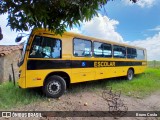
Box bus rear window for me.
[136,49,145,60]
[127,48,145,60]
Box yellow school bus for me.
[16,28,147,98]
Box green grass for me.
[69,68,160,98]
[0,68,160,109]
[148,61,160,68]
[107,68,160,98]
[0,83,45,110]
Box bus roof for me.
[32,28,146,50]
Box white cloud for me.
[0,14,30,45]
[80,14,123,43]
[148,25,160,31]
[123,0,133,6]
[123,0,156,8]
[137,0,155,8]
[129,32,160,60]
[69,14,160,60]
[0,14,19,45]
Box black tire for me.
[43,75,66,98]
[127,69,134,80]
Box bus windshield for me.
[29,36,61,58]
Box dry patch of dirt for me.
[4,90,160,120]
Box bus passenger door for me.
[71,38,95,83]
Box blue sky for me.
[0,0,160,60]
[105,0,160,41]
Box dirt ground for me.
[3,88,160,120]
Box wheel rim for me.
[47,81,61,95]
[128,70,133,80]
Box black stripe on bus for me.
[27,60,144,70]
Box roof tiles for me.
[0,45,23,57]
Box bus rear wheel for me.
[127,69,134,80]
[43,75,66,98]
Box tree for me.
[0,0,137,34]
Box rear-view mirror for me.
[15,36,23,42]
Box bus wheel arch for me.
[127,68,134,80]
[44,71,71,88]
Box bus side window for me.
[93,42,112,58]
[74,52,78,56]
[127,47,137,59]
[113,45,126,58]
[73,38,92,57]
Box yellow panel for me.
[26,69,71,88]
[71,68,95,83]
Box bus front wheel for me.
[127,69,134,80]
[43,75,66,98]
